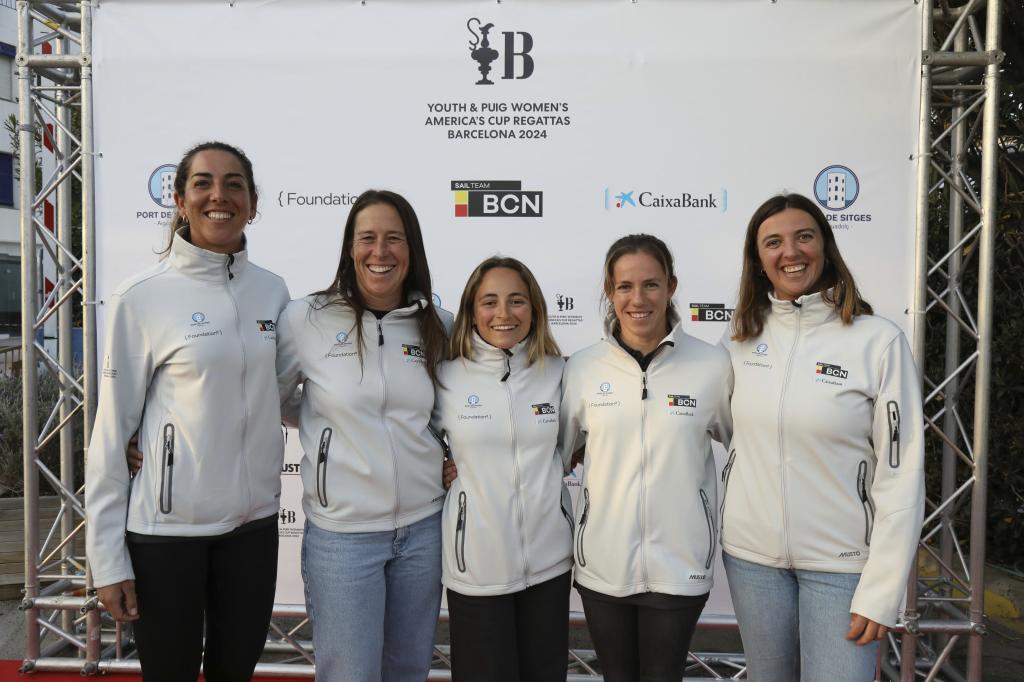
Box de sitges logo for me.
[813,165,871,228]
[148,164,177,208]
[467,18,535,85]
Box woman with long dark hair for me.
[721,193,925,680]
[275,189,451,681]
[87,141,289,681]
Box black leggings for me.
[580,590,709,682]
[126,518,278,682]
[447,570,571,682]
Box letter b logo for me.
[502,32,534,79]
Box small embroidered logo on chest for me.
[815,361,849,385]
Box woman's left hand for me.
[846,613,888,645]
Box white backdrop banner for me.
[93,0,922,615]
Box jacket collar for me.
[469,330,529,380]
[768,289,837,327]
[169,228,248,283]
[605,322,679,360]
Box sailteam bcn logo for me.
[452,180,543,217]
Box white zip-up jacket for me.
[85,234,290,588]
[276,294,453,531]
[721,291,925,627]
[559,324,732,597]
[433,334,573,596]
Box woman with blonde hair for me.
[433,256,573,682]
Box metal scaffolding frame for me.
[14,0,1003,678]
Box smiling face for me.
[756,208,826,301]
[173,149,255,254]
[609,251,677,354]
[351,202,410,310]
[472,267,533,349]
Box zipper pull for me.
[164,429,174,466]
[501,349,511,382]
[226,253,235,280]
[641,371,648,400]
[377,319,384,346]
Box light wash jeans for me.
[723,553,880,682]
[301,512,443,682]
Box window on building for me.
[0,42,14,101]
[0,153,13,207]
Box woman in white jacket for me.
[86,142,290,681]
[275,190,451,682]
[721,193,925,681]
[559,234,732,682]
[432,256,572,682]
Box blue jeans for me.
[301,512,443,682]
[723,553,879,682]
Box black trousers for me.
[126,518,278,682]
[580,590,709,682]
[447,570,571,682]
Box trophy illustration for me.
[467,18,499,85]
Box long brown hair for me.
[732,193,872,342]
[312,189,446,384]
[160,141,257,255]
[450,256,561,364]
[601,234,680,334]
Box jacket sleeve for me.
[709,348,734,447]
[84,293,154,588]
[557,358,586,474]
[850,332,925,627]
[275,302,303,423]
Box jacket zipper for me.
[638,369,652,589]
[377,316,402,527]
[224,273,252,516]
[719,448,737,537]
[159,423,175,514]
[776,306,803,564]
[455,491,467,572]
[857,460,875,546]
[502,351,531,586]
[699,488,716,571]
[315,427,332,507]
[575,487,590,567]
[887,400,901,468]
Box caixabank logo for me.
[813,165,872,229]
[452,180,543,217]
[466,18,534,85]
[604,188,727,212]
[690,303,734,322]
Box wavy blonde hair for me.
[450,256,561,364]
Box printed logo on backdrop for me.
[689,303,734,322]
[550,293,583,327]
[604,188,728,212]
[422,20,571,142]
[813,165,872,229]
[467,18,534,85]
[277,190,359,209]
[452,180,543,217]
[278,507,302,538]
[137,163,178,224]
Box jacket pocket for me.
[699,488,716,571]
[718,448,737,537]
[315,427,332,508]
[159,424,175,514]
[887,400,901,468]
[455,491,467,573]
[575,488,590,568]
[857,460,875,546]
